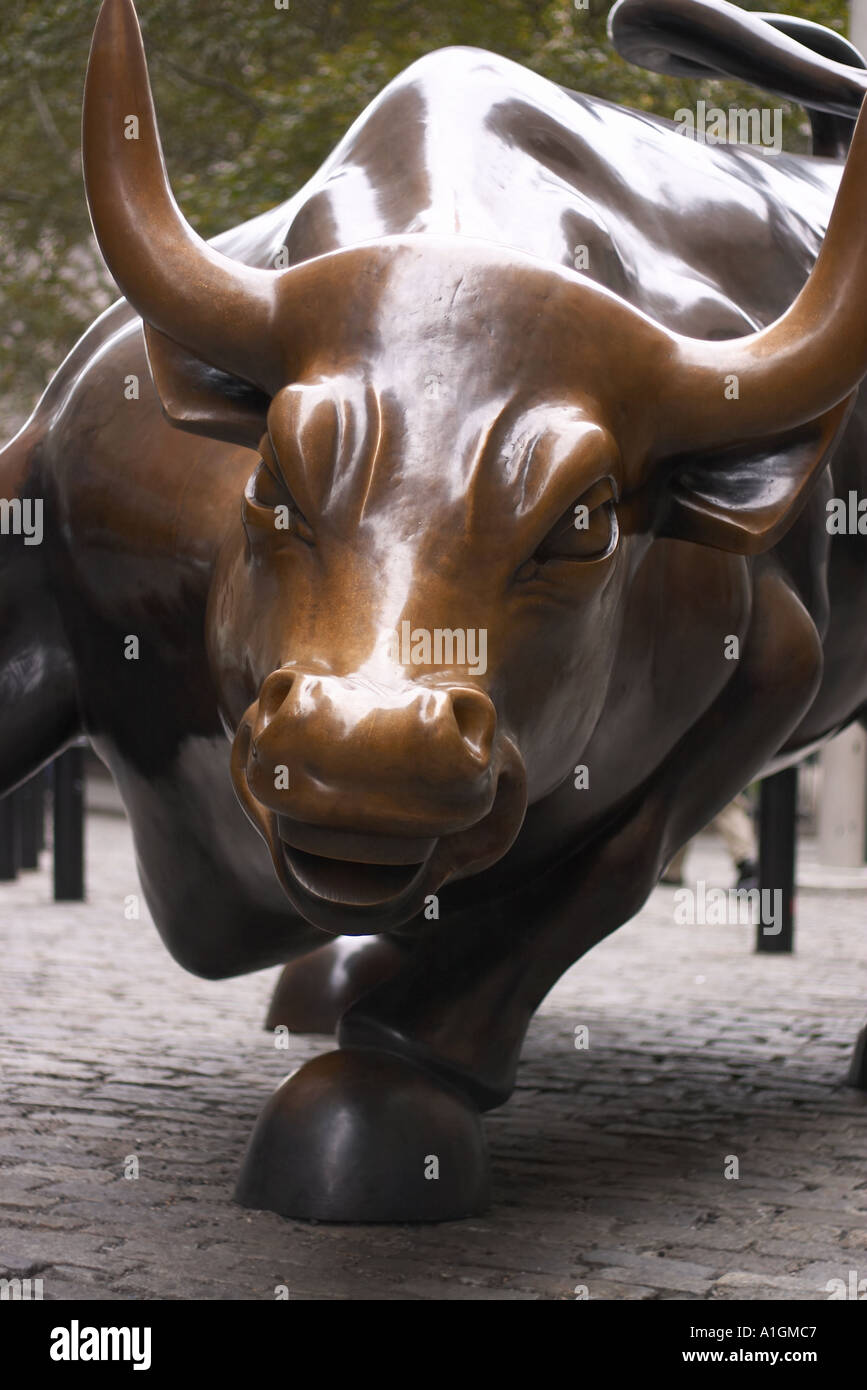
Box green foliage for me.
[0,0,852,423]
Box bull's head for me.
[83,0,867,932]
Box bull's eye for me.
[243,455,314,545]
[249,460,285,509]
[523,477,619,575]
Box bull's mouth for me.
[277,818,435,908]
[230,724,527,933]
[279,844,429,908]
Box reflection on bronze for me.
[1,0,866,1221]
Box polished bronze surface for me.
[2,0,867,1220]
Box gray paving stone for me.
[0,814,865,1300]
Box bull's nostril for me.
[450,690,496,763]
[258,667,298,725]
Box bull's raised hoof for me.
[234,1049,489,1222]
[846,1023,867,1090]
[264,937,408,1035]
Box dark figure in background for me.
[661,793,758,889]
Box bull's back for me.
[276,48,841,333]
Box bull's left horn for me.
[82,0,281,392]
[654,95,867,456]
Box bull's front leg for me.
[264,934,411,1035]
[235,568,822,1221]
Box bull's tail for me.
[608,0,867,157]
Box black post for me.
[0,789,20,881]
[18,775,40,870]
[53,747,85,901]
[35,767,46,853]
[757,767,797,953]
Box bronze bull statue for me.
[1,0,866,1220]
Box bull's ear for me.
[658,397,852,555]
[144,325,270,449]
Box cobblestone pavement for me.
[1,811,865,1301]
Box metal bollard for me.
[18,775,41,870]
[756,767,797,954]
[0,788,21,881]
[53,747,85,901]
[35,766,46,854]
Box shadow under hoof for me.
[235,1048,490,1222]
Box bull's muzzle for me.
[230,666,527,932]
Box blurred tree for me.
[0,0,851,425]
